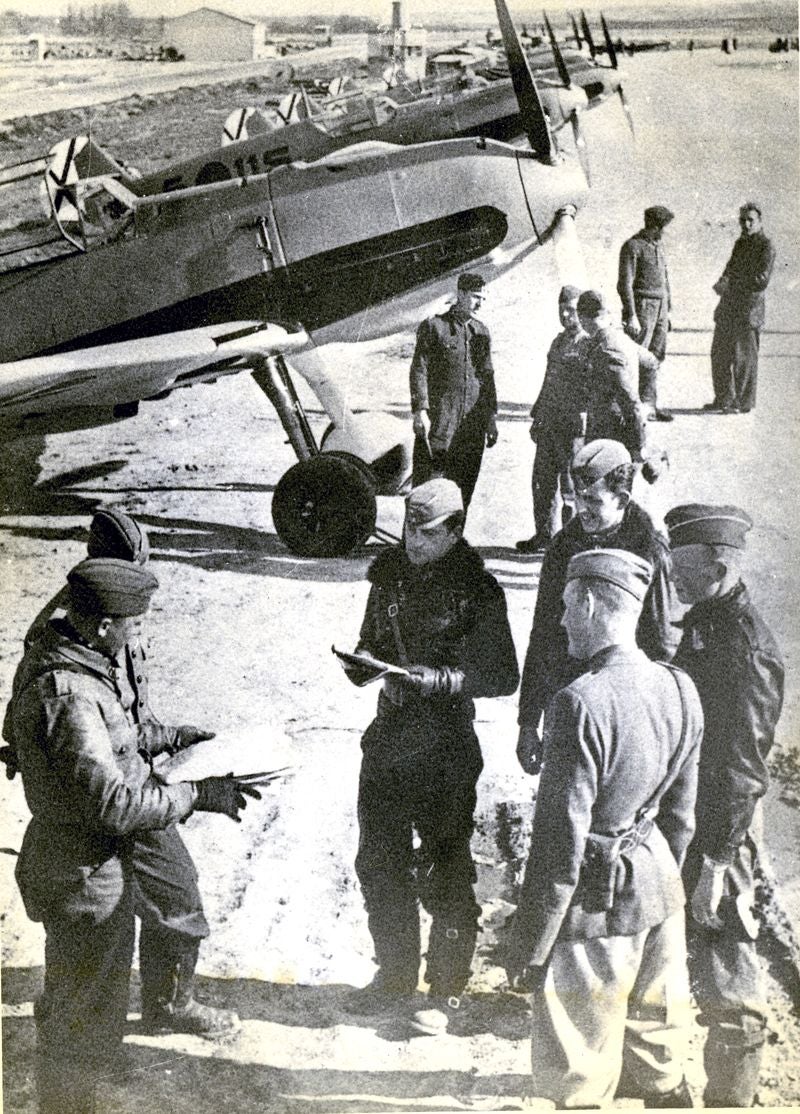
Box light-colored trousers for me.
[530,910,691,1108]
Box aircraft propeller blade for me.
[569,108,591,185]
[494,0,556,162]
[600,13,619,68]
[570,11,582,48]
[580,10,597,59]
[543,11,572,87]
[618,85,636,137]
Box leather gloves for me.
[691,854,727,930]
[167,726,215,756]
[0,745,18,780]
[194,774,261,822]
[406,665,465,697]
[516,723,543,775]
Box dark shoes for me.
[142,996,241,1038]
[344,977,416,1016]
[648,409,674,422]
[516,534,550,554]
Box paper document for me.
[332,645,409,686]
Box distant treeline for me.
[268,15,377,34]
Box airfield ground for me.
[1,48,799,1113]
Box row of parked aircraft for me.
[0,5,633,557]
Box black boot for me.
[139,932,240,1038]
[37,1054,97,1114]
[703,1032,764,1107]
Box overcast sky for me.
[6,0,775,23]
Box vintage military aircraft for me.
[0,0,591,558]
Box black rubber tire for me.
[272,453,377,557]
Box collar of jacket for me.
[367,538,485,588]
[586,643,642,671]
[443,306,477,333]
[39,618,120,683]
[675,579,748,632]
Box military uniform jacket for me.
[357,541,519,767]
[529,328,590,435]
[518,501,677,728]
[510,646,702,967]
[409,308,498,454]
[617,229,671,321]
[715,230,775,329]
[6,620,197,924]
[584,326,647,454]
[673,582,784,866]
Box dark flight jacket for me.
[715,230,776,329]
[673,582,784,866]
[518,501,677,729]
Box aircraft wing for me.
[0,321,310,427]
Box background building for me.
[163,7,268,62]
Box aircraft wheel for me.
[272,453,377,557]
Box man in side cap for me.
[506,548,702,1108]
[617,205,675,422]
[3,506,237,1042]
[4,558,261,1113]
[517,284,590,554]
[577,289,658,457]
[666,503,784,1106]
[340,478,519,1035]
[517,438,678,775]
[410,272,499,512]
[707,202,775,413]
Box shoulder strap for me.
[635,663,689,822]
[384,585,410,668]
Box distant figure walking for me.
[706,202,775,413]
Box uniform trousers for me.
[710,313,760,410]
[529,910,691,1109]
[413,407,487,510]
[355,713,482,997]
[132,822,209,940]
[531,424,577,542]
[633,295,668,407]
[37,881,136,1114]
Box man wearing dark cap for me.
[617,206,675,422]
[5,558,260,1113]
[340,478,519,1035]
[666,503,784,1107]
[3,507,238,1042]
[707,203,775,413]
[517,285,589,554]
[576,289,656,458]
[517,439,677,774]
[410,272,499,511]
[506,548,702,1108]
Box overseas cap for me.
[406,478,463,530]
[644,205,674,228]
[664,503,752,549]
[457,271,486,292]
[67,558,158,618]
[566,548,653,602]
[577,289,607,317]
[559,284,582,304]
[572,439,631,484]
[87,507,149,564]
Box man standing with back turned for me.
[666,503,784,1106]
[617,205,675,422]
[506,549,702,1109]
[410,272,499,511]
[707,203,775,413]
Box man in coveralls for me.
[516,439,677,776]
[707,203,776,413]
[410,272,499,511]
[506,549,702,1108]
[5,558,260,1112]
[343,478,519,1035]
[666,503,784,1106]
[2,507,237,1039]
[617,205,675,422]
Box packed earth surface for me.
[1,44,799,1113]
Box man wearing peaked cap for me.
[617,205,675,421]
[517,438,678,776]
[517,285,590,554]
[340,479,519,1036]
[6,508,241,1046]
[410,272,499,514]
[507,545,702,1107]
[667,504,784,1107]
